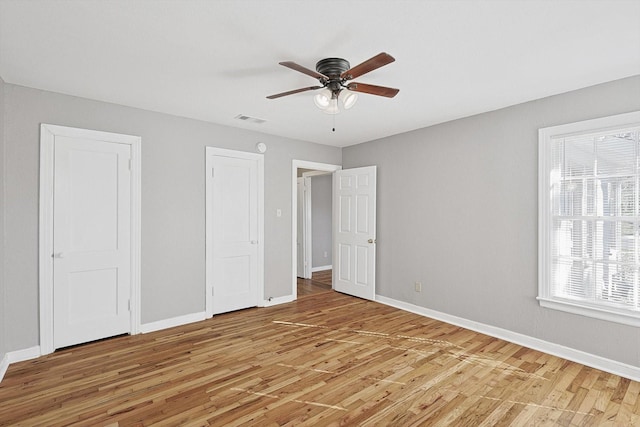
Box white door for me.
[207,150,262,315]
[297,177,306,277]
[333,166,377,300]
[53,136,132,348]
[297,176,313,279]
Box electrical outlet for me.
[276,209,282,217]
[324,251,328,258]
[414,282,422,292]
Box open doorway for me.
[297,171,333,296]
[291,160,341,299]
[297,170,333,278]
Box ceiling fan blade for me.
[266,86,323,99]
[279,61,327,80]
[347,82,399,98]
[341,52,395,80]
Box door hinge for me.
[211,168,215,178]
[127,299,131,311]
[128,158,132,171]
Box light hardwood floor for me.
[1,281,638,426]
[297,270,332,297]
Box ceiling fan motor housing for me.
[316,58,350,94]
[315,58,350,77]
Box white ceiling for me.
[1,0,639,147]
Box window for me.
[538,112,640,326]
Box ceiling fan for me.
[267,52,399,114]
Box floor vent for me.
[235,114,267,124]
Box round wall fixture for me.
[256,142,267,153]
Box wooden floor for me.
[1,277,639,426]
[297,270,332,297]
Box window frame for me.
[538,111,640,327]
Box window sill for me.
[537,297,640,327]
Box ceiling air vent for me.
[235,114,266,125]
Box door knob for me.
[52,252,65,259]
[250,240,258,245]
[368,239,376,244]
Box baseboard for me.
[0,346,42,383]
[0,353,8,382]
[311,265,332,273]
[140,311,207,334]
[375,295,640,382]
[263,295,295,307]
[7,346,42,363]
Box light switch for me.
[276,209,282,217]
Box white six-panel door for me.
[52,136,132,348]
[206,148,264,316]
[333,166,377,300]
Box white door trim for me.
[39,124,141,355]
[291,160,341,299]
[205,147,264,317]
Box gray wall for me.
[311,174,332,268]
[343,75,640,368]
[0,76,6,362]
[3,75,638,370]
[2,84,341,352]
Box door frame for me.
[291,160,341,299]
[205,147,264,317]
[39,124,142,355]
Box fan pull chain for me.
[332,114,336,132]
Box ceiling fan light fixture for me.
[313,88,332,110]
[340,89,358,110]
[323,97,340,115]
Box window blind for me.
[549,128,640,312]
